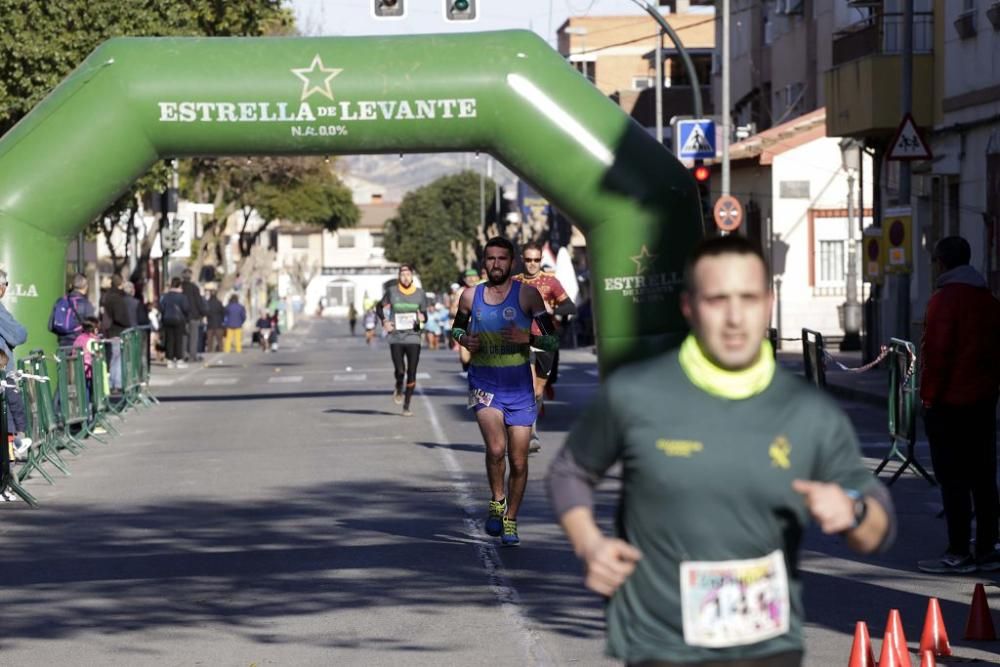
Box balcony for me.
[825,11,935,138]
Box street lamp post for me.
[840,138,862,352]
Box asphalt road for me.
[0,317,996,666]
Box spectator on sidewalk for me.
[204,289,226,353]
[159,277,191,369]
[255,312,274,352]
[100,274,131,393]
[180,269,206,362]
[48,273,96,348]
[0,270,30,459]
[223,294,246,353]
[121,281,141,328]
[917,235,1000,573]
[72,317,101,421]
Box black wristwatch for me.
[844,489,867,529]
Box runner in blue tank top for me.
[452,237,559,546]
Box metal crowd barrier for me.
[16,351,75,483]
[801,328,827,389]
[873,338,936,487]
[1,375,38,507]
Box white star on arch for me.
[291,55,342,102]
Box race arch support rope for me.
[0,31,704,375]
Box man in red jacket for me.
[917,236,1000,573]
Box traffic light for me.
[691,161,712,222]
[444,0,477,21]
[372,0,404,18]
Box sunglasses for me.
[523,258,542,263]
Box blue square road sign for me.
[676,119,717,160]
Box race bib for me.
[394,312,418,330]
[679,550,790,648]
[468,387,495,408]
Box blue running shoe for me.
[501,517,519,546]
[485,498,506,536]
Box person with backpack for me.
[159,277,191,369]
[48,273,96,348]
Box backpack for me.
[49,295,83,337]
[161,296,185,325]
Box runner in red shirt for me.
[513,242,577,453]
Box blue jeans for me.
[109,340,122,390]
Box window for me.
[291,235,309,249]
[668,55,712,88]
[819,240,846,284]
[337,233,355,248]
[817,240,863,287]
[370,232,384,248]
[573,61,595,83]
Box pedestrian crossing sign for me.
[887,113,932,161]
[676,119,717,160]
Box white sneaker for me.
[0,489,20,502]
[176,361,189,369]
[167,360,176,369]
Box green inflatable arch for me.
[0,30,702,375]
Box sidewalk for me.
[777,347,890,407]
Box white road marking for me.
[204,378,238,386]
[333,373,368,382]
[267,375,303,384]
[149,377,175,387]
[419,389,554,666]
[416,372,431,380]
[585,369,599,377]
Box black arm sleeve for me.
[553,299,577,316]
[375,300,387,322]
[533,312,556,336]
[452,309,470,332]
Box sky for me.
[289,0,660,45]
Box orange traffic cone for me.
[919,597,952,656]
[879,629,902,667]
[847,621,876,667]
[964,583,997,640]
[883,609,913,667]
[919,649,936,667]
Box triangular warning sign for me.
[682,125,713,154]
[887,113,932,161]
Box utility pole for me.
[897,0,913,339]
[721,0,731,196]
[655,30,664,144]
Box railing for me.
[832,12,934,66]
[3,328,158,506]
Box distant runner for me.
[377,264,428,417]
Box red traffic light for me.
[693,165,710,182]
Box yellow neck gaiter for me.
[397,282,417,296]
[678,334,775,400]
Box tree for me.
[0,0,293,283]
[183,156,358,295]
[384,170,496,292]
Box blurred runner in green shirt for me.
[547,235,895,667]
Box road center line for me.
[419,388,553,666]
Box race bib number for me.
[468,387,495,408]
[394,312,418,330]
[679,550,790,648]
